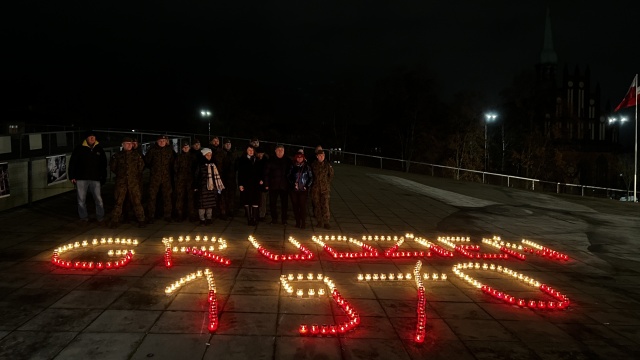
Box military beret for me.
[182,141,190,147]
[223,138,231,144]
[157,135,169,140]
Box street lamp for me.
[201,110,212,138]
[609,116,628,143]
[484,113,497,172]
[610,115,635,201]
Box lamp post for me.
[484,113,497,173]
[609,115,632,200]
[201,110,212,139]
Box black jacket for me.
[69,140,107,183]
[264,155,292,191]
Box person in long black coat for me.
[194,148,224,226]
[264,144,292,225]
[236,145,262,225]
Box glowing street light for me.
[608,116,628,124]
[201,110,212,138]
[484,113,497,173]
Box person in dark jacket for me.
[237,145,262,225]
[144,135,175,223]
[287,149,313,229]
[194,148,224,226]
[68,131,108,225]
[264,144,292,225]
[174,141,197,222]
[220,138,237,219]
[255,146,268,221]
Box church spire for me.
[540,7,558,64]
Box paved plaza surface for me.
[1,164,639,360]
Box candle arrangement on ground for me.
[51,237,137,270]
[312,235,380,259]
[162,235,230,268]
[285,274,361,336]
[164,269,219,332]
[248,235,315,261]
[452,262,570,310]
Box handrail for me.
[1,129,631,202]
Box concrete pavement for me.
[0,164,639,359]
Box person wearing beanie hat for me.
[108,136,146,228]
[310,145,334,229]
[287,148,313,229]
[69,130,108,226]
[194,147,225,226]
[145,133,175,223]
[173,140,197,222]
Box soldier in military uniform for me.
[109,137,146,228]
[310,147,334,229]
[122,136,145,223]
[145,134,175,223]
[174,140,197,222]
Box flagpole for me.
[635,73,638,202]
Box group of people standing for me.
[69,131,334,230]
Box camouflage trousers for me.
[311,190,331,224]
[112,184,145,222]
[148,177,172,218]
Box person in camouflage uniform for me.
[109,137,146,228]
[145,134,175,223]
[122,136,145,223]
[310,147,334,229]
[174,140,197,222]
[220,138,237,219]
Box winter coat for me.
[237,154,262,205]
[174,151,196,182]
[69,140,107,183]
[264,155,292,191]
[194,158,221,209]
[110,150,144,189]
[221,149,237,187]
[144,144,174,177]
[287,161,313,192]
[311,160,334,194]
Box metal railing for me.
[0,129,631,212]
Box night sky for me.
[4,1,638,130]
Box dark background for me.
[3,1,638,149]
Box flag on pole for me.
[614,75,640,112]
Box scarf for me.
[206,163,225,191]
